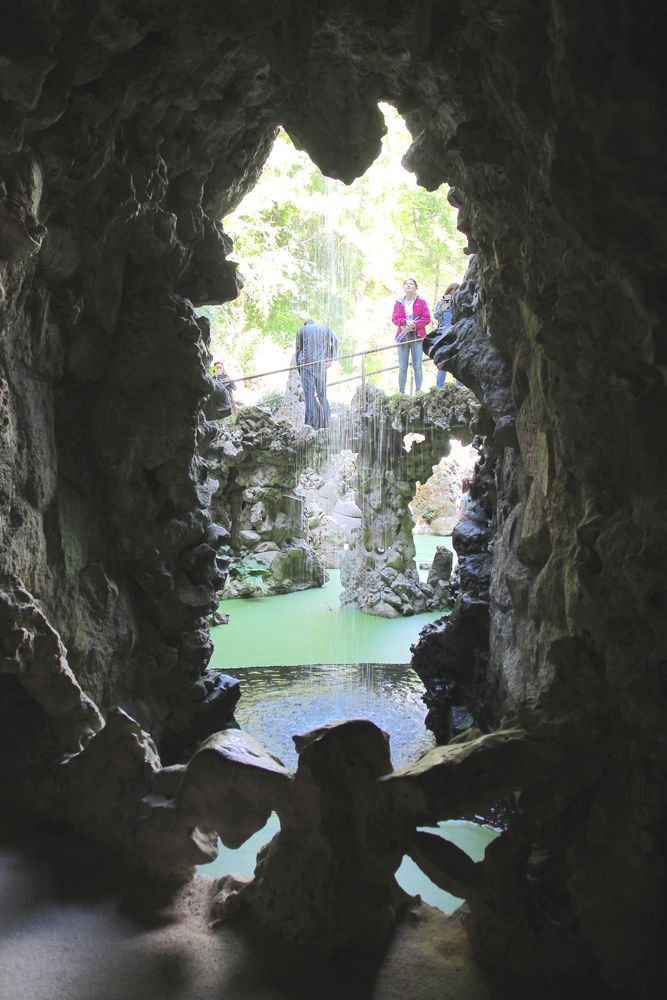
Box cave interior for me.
[0,1,665,997]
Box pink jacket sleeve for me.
[413,297,431,335]
[392,300,405,327]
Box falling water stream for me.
[202,535,499,913]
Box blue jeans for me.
[300,363,330,428]
[397,339,423,393]
[436,367,446,388]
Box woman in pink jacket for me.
[391,278,431,393]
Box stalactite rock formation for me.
[1,1,665,994]
[340,383,478,616]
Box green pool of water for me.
[413,532,455,581]
[209,535,453,669]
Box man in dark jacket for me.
[296,318,338,429]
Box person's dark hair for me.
[404,277,418,289]
[444,282,460,296]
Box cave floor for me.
[0,821,499,1000]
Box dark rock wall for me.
[1,0,665,993]
[1,3,276,742]
[405,3,667,989]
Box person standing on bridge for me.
[296,318,338,429]
[392,277,431,393]
[433,281,460,387]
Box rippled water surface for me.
[230,661,435,770]
[210,537,454,766]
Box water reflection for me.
[231,662,435,770]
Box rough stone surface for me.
[0,818,501,1000]
[412,434,501,740]
[177,728,291,849]
[298,447,361,568]
[340,383,478,616]
[425,546,454,609]
[212,719,411,955]
[0,2,666,996]
[207,719,547,959]
[0,574,104,753]
[208,405,325,597]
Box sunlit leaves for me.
[205,104,467,388]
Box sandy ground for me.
[0,821,499,1000]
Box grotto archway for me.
[1,2,666,996]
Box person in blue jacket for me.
[434,282,460,387]
[296,318,338,428]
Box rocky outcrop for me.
[425,545,454,611]
[422,257,515,436]
[412,433,501,741]
[198,719,560,956]
[208,406,325,597]
[415,259,517,739]
[0,575,104,753]
[340,384,478,617]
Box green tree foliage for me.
[203,104,467,393]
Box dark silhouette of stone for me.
[425,545,454,609]
[198,718,559,957]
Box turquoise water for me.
[413,532,455,581]
[209,535,453,669]
[208,536,452,767]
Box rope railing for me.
[328,362,405,387]
[218,337,433,388]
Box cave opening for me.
[202,103,468,403]
[193,103,494,912]
[202,102,478,754]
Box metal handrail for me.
[218,337,426,386]
[329,362,403,387]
